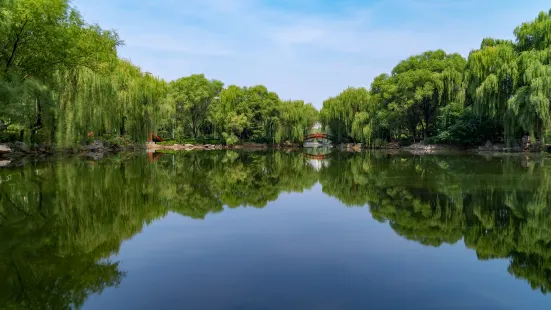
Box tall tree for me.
[278,100,318,143]
[169,74,223,139]
[508,10,551,143]
[320,87,370,143]
[390,50,466,139]
[464,38,518,139]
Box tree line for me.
[320,9,551,147]
[159,75,318,145]
[2,1,550,148]
[0,0,318,148]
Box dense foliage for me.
[321,9,551,147]
[0,0,169,147]
[3,1,550,148]
[0,0,318,147]
[165,78,318,145]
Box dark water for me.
[1,150,551,310]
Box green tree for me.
[0,0,121,143]
[169,74,223,140]
[278,100,318,143]
[320,87,370,143]
[390,50,466,139]
[464,38,518,140]
[508,10,551,143]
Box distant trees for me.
[164,81,318,145]
[168,74,223,140]
[320,87,370,143]
[321,9,551,147]
[0,0,318,147]
[2,1,551,148]
[320,50,467,145]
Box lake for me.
[1,150,551,310]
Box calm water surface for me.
[1,150,551,309]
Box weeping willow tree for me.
[0,0,168,147]
[351,111,376,145]
[0,71,52,141]
[321,51,466,145]
[277,100,318,144]
[389,50,466,140]
[207,84,317,145]
[112,60,167,143]
[210,85,249,145]
[317,9,551,147]
[465,10,551,144]
[54,60,167,147]
[507,10,551,144]
[320,87,370,143]
[0,0,127,144]
[464,39,518,140]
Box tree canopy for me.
[4,2,551,148]
[0,0,318,147]
[320,9,551,147]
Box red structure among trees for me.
[304,133,329,140]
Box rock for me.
[87,140,105,152]
[386,141,400,149]
[0,160,11,167]
[13,141,29,153]
[0,144,11,154]
[522,135,531,151]
[521,157,531,168]
[86,152,104,160]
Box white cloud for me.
[124,32,234,56]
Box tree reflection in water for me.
[1,151,551,309]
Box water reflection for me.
[1,151,551,308]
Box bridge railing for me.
[304,133,330,140]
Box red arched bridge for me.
[303,133,331,141]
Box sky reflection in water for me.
[1,151,550,310]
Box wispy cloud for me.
[124,32,234,56]
[72,0,551,108]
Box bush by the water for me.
[426,110,503,146]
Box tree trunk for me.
[5,19,28,72]
[30,99,42,143]
[119,116,126,136]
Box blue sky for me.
[72,0,550,108]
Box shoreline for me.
[145,142,304,152]
[1,140,550,168]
